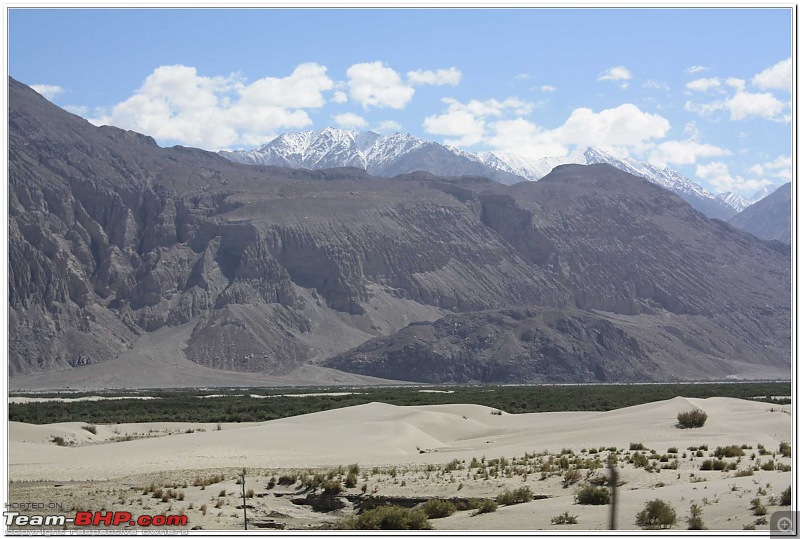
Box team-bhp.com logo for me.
[4,511,187,528]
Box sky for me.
[7,7,794,198]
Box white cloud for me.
[374,120,402,133]
[90,63,333,149]
[752,58,791,92]
[407,67,461,86]
[539,85,557,92]
[346,61,414,109]
[648,140,730,168]
[696,161,772,194]
[64,104,88,116]
[423,109,486,147]
[643,80,670,91]
[748,155,792,181]
[725,77,746,92]
[331,91,348,104]
[726,91,785,120]
[332,112,367,130]
[685,65,708,74]
[422,96,536,147]
[513,73,532,81]
[683,121,700,139]
[552,104,669,156]
[487,118,567,159]
[598,66,633,82]
[30,84,64,100]
[685,77,722,93]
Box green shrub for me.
[551,511,578,525]
[677,409,707,428]
[779,442,791,457]
[687,503,705,530]
[81,424,97,435]
[780,487,791,506]
[471,499,498,515]
[750,498,767,516]
[496,487,533,505]
[762,460,776,471]
[630,443,646,450]
[344,472,357,488]
[575,485,611,505]
[51,436,68,446]
[714,445,745,458]
[335,505,431,530]
[562,468,582,487]
[635,499,677,529]
[421,499,456,519]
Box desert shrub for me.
[496,487,533,505]
[336,505,431,530]
[348,463,360,475]
[444,459,462,472]
[575,485,610,505]
[761,460,776,471]
[471,499,498,515]
[277,474,297,486]
[246,489,254,499]
[714,445,745,458]
[777,463,791,472]
[200,503,207,516]
[322,479,343,496]
[780,487,791,506]
[632,452,649,468]
[151,488,163,500]
[677,409,707,428]
[699,459,728,471]
[218,489,226,497]
[551,511,578,525]
[635,499,677,529]
[214,499,224,509]
[421,499,456,519]
[81,424,97,435]
[344,472,358,488]
[51,436,68,446]
[630,443,646,450]
[735,469,754,477]
[266,477,276,489]
[779,441,791,457]
[687,503,705,530]
[562,468,582,487]
[750,498,767,516]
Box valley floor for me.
[7,397,793,532]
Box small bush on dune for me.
[575,485,610,505]
[335,505,431,530]
[714,445,745,458]
[496,487,533,505]
[421,499,456,519]
[780,487,791,506]
[677,409,707,429]
[687,503,705,530]
[471,499,498,515]
[551,511,578,525]
[81,424,97,435]
[779,442,791,457]
[635,499,677,529]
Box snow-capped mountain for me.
[750,184,780,203]
[220,128,526,185]
[220,129,744,219]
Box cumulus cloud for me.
[422,96,536,147]
[598,66,633,82]
[752,58,791,92]
[30,84,64,100]
[685,65,708,74]
[648,140,730,168]
[552,104,669,156]
[685,77,722,93]
[423,109,486,147]
[748,155,792,181]
[487,118,567,159]
[696,161,772,194]
[374,120,402,133]
[90,63,333,149]
[332,112,367,130]
[406,67,461,86]
[726,91,785,120]
[331,91,348,104]
[346,61,414,109]
[726,77,746,92]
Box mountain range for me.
[220,128,763,220]
[8,78,791,388]
[728,182,792,244]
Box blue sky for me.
[8,7,794,197]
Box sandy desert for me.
[7,396,793,531]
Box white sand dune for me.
[8,397,791,483]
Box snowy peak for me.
[220,130,746,218]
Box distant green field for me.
[8,382,791,425]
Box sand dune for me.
[8,397,791,483]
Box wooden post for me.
[608,462,618,530]
[240,471,247,530]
